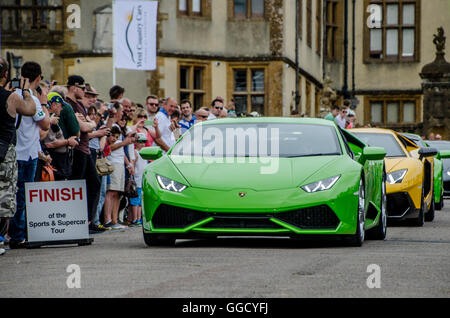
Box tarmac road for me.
[1,199,450,298]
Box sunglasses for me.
[147,103,159,106]
[214,106,223,110]
[138,115,148,119]
[77,85,86,90]
[198,115,208,119]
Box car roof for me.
[350,128,397,135]
[198,117,337,127]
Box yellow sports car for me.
[351,128,437,226]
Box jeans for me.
[71,149,101,223]
[93,175,107,225]
[8,157,38,242]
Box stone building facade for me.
[1,0,449,129]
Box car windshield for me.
[426,141,450,151]
[171,123,342,158]
[403,134,426,148]
[352,133,406,157]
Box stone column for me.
[420,27,450,140]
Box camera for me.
[75,137,80,144]
[11,78,21,89]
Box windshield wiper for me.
[285,152,341,158]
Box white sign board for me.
[25,180,89,243]
[113,0,158,70]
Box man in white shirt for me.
[154,97,177,153]
[335,106,348,129]
[9,61,50,248]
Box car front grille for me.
[152,204,209,229]
[151,204,340,230]
[274,205,340,229]
[386,192,412,218]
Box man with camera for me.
[42,92,80,181]
[7,61,51,249]
[65,75,101,232]
[0,58,37,254]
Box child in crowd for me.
[128,132,149,226]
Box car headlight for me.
[387,169,408,184]
[447,170,450,177]
[301,175,340,193]
[156,175,188,193]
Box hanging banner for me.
[113,0,158,70]
[25,180,89,243]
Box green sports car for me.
[140,118,387,247]
[401,133,445,212]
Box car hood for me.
[169,155,342,191]
[385,157,420,173]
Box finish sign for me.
[25,180,89,243]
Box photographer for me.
[8,61,50,249]
[42,92,79,180]
[0,57,36,254]
[65,75,100,231]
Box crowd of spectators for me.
[0,58,241,255]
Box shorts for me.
[107,162,125,192]
[129,187,142,207]
[0,145,18,218]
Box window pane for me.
[252,0,264,16]
[370,29,382,52]
[402,29,415,57]
[234,0,247,16]
[251,70,264,91]
[387,102,399,123]
[193,68,202,90]
[193,93,203,110]
[386,29,398,56]
[179,0,187,11]
[371,102,382,123]
[402,4,415,25]
[180,67,189,89]
[180,92,190,103]
[192,0,201,13]
[234,69,247,92]
[386,4,398,25]
[251,95,264,115]
[403,102,415,123]
[234,95,247,116]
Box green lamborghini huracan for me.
[140,118,387,247]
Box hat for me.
[47,92,71,108]
[136,132,148,143]
[67,75,85,87]
[85,83,99,96]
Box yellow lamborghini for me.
[351,128,437,226]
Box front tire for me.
[412,186,425,227]
[425,190,435,222]
[367,171,387,240]
[345,179,365,247]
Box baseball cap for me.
[136,132,148,143]
[47,92,71,108]
[67,75,85,87]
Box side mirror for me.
[361,146,386,162]
[140,146,163,161]
[418,147,438,160]
[438,150,450,160]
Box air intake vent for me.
[275,205,339,229]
